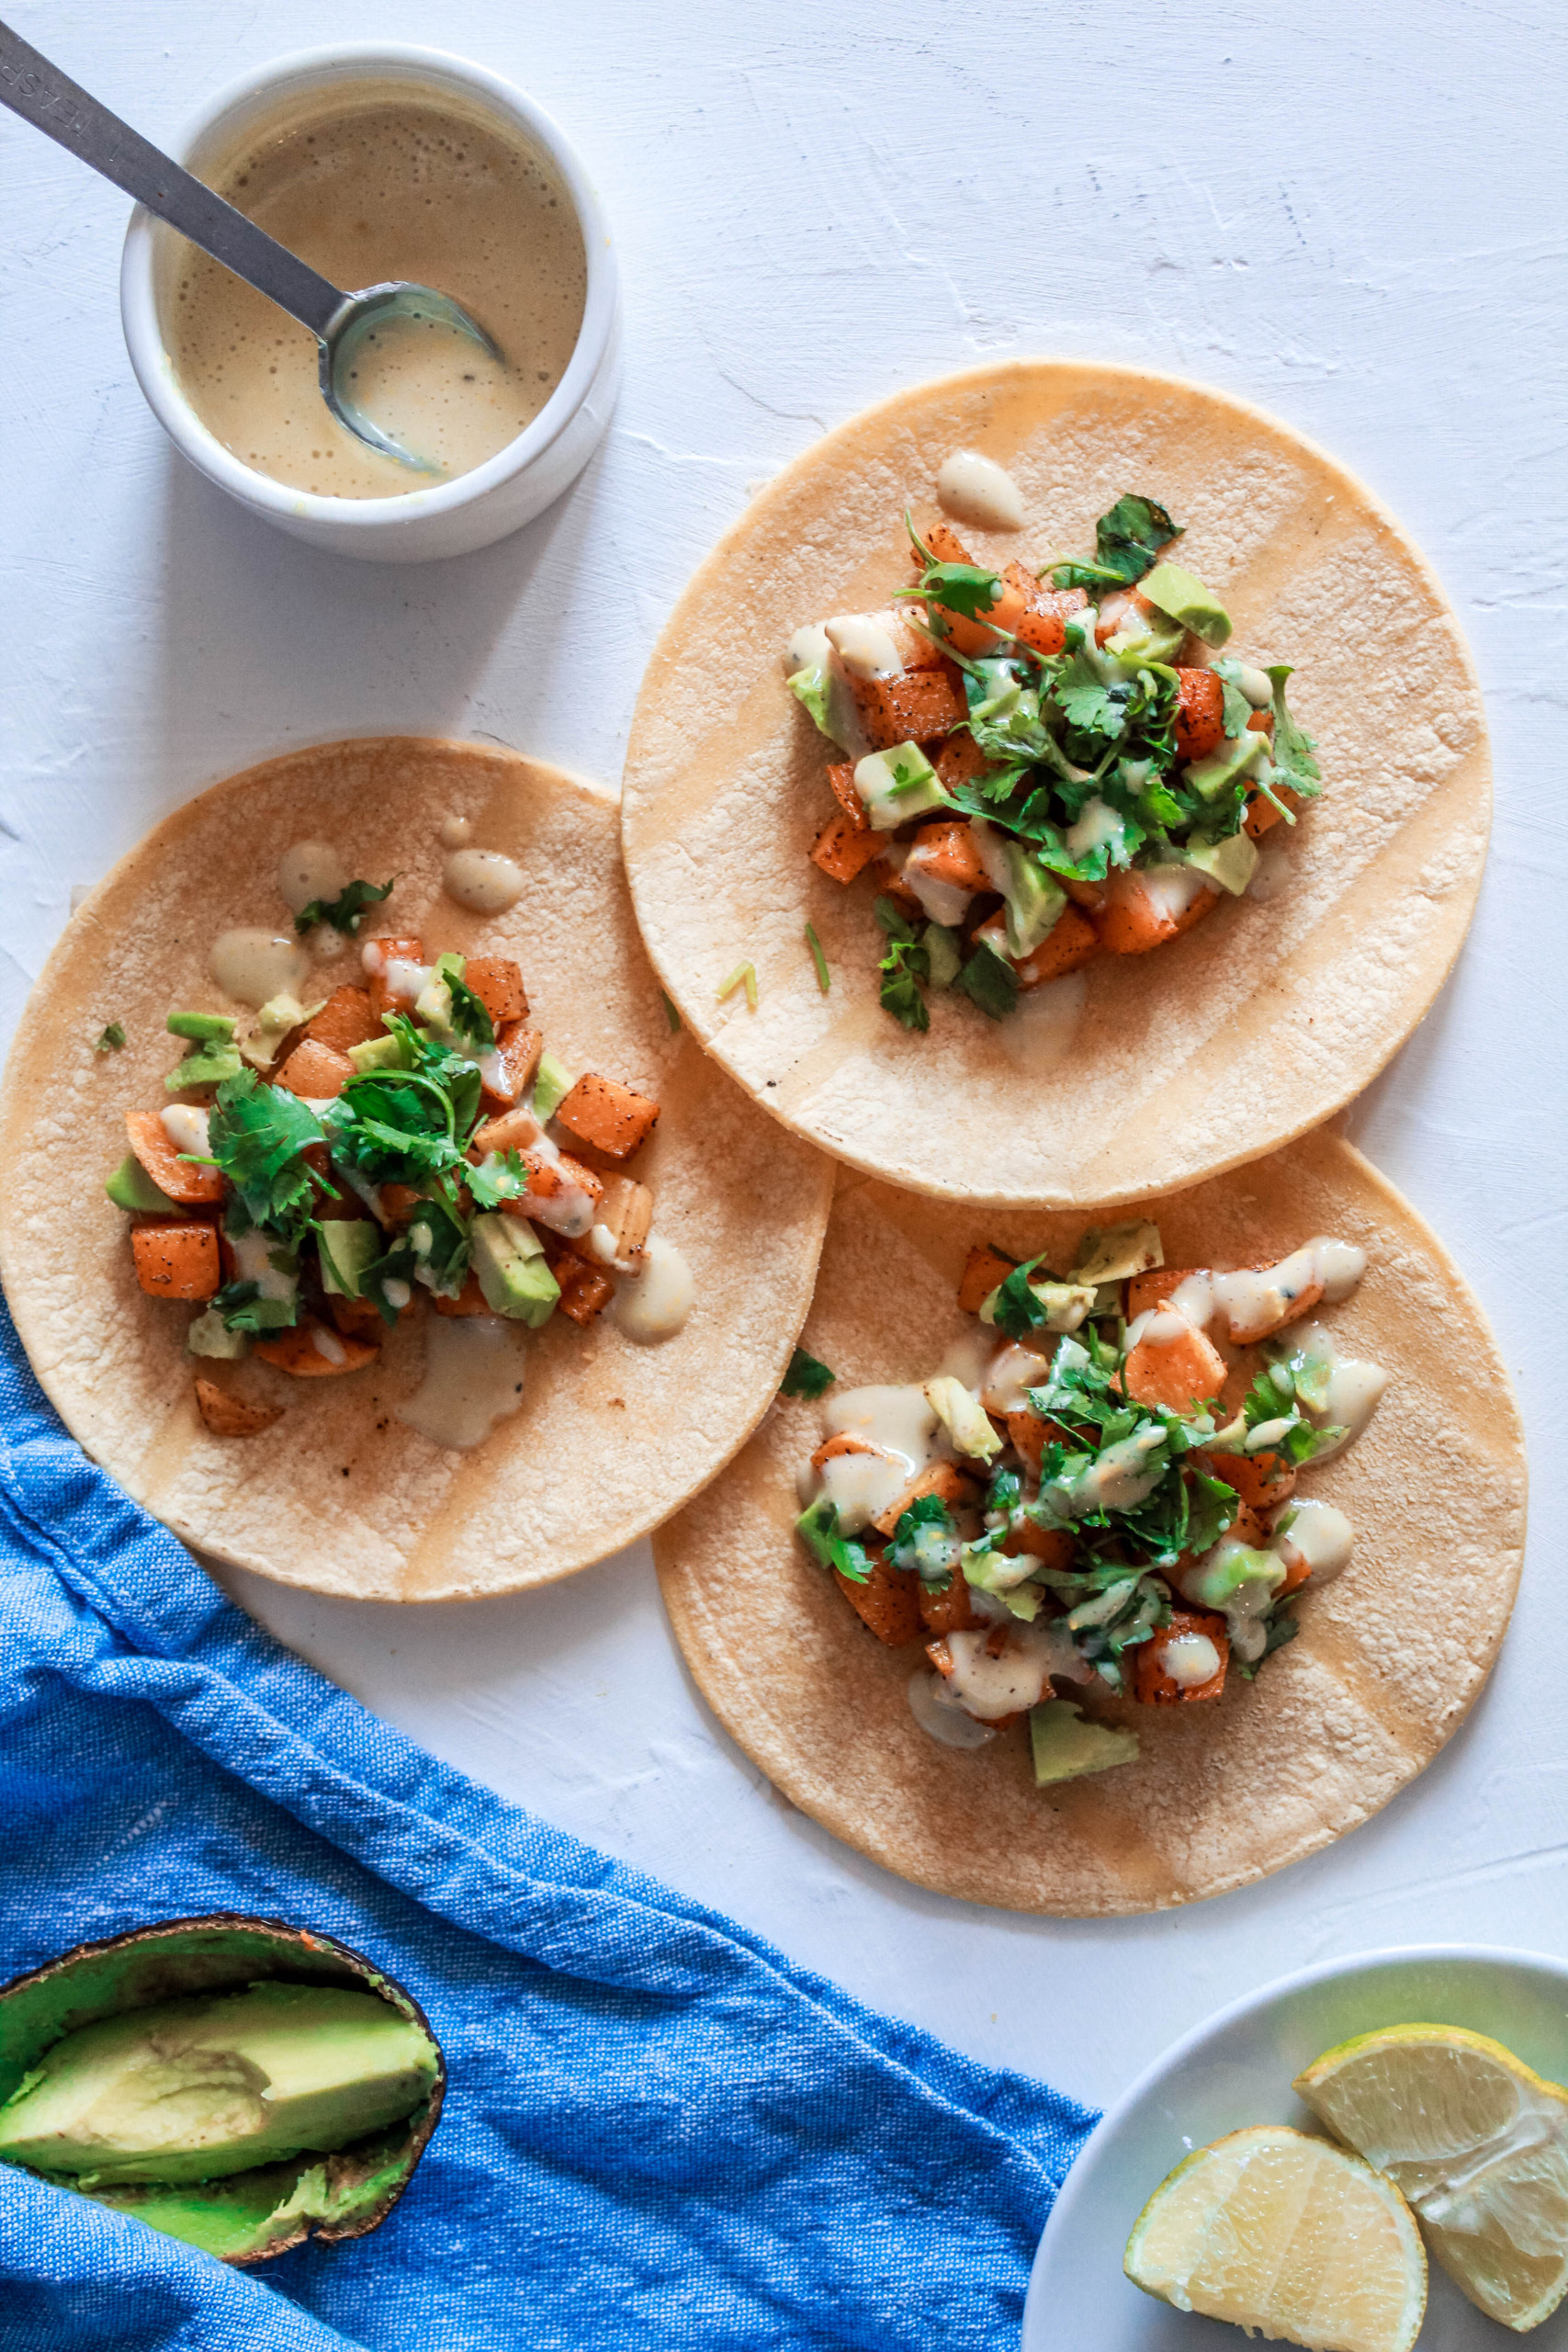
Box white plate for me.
[1024,1947,1568,2349]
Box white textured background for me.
[1,0,1564,2115]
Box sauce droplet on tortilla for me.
[396,1313,527,1450]
[443,848,524,913]
[275,841,344,918]
[611,1231,694,1344]
[438,815,473,850]
[212,928,312,1007]
[936,449,1024,532]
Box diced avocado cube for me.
[533,1052,575,1122]
[166,1011,236,1043]
[1101,607,1185,672]
[1183,728,1269,802]
[318,1220,380,1299]
[924,1374,1002,1464]
[995,841,1066,958]
[470,1213,559,1327]
[1182,1543,1285,1613]
[1139,560,1232,647]
[795,1494,840,1567]
[433,951,466,983]
[1030,1700,1140,1785]
[164,1045,243,1091]
[852,742,950,831]
[1185,829,1259,897]
[347,1032,405,1073]
[186,1308,247,1360]
[923,922,962,988]
[106,1153,181,1216]
[1070,1220,1164,1285]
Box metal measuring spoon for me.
[0,19,502,473]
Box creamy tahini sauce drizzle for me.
[908,1668,995,1748]
[1277,1498,1354,1583]
[1163,1632,1221,1689]
[212,928,312,1008]
[438,815,473,850]
[940,1622,1080,1719]
[443,848,524,914]
[611,1231,694,1343]
[360,936,432,1008]
[817,1384,938,1531]
[397,1313,526,1450]
[824,613,902,680]
[276,840,344,918]
[935,449,1024,532]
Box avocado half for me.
[0,1914,446,2264]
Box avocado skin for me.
[0,1980,438,2185]
[0,1914,446,2267]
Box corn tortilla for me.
[622,361,1491,1209]
[654,1129,1525,1915]
[0,739,833,1602]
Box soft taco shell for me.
[0,739,833,1602]
[655,1129,1525,1915]
[622,360,1491,1209]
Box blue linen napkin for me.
[0,1295,1096,2352]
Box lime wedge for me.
[1124,2123,1426,2350]
[1296,2023,1568,2332]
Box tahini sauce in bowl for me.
[167,92,586,499]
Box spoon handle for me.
[0,19,344,338]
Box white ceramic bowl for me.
[1024,1945,1568,2349]
[120,44,620,562]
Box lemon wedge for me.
[1124,2123,1426,2350]
[1296,2023,1568,2332]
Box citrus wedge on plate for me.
[1296,2024,1568,2332]
[1124,2124,1426,2350]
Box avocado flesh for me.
[532,1051,575,1121]
[1030,1699,1140,1785]
[1139,560,1232,646]
[319,1220,379,1298]
[0,1981,437,2187]
[106,1154,181,1216]
[471,1212,559,1326]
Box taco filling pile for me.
[786,493,1322,1030]
[106,873,684,1441]
[792,1221,1385,1781]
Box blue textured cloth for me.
[0,1296,1095,2350]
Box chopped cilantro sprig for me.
[294,877,394,937]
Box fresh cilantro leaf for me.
[954,943,1019,1022]
[915,559,1004,619]
[888,1489,959,1582]
[468,1148,529,1210]
[359,1238,419,1327]
[210,1276,297,1333]
[780,1346,836,1400]
[1267,665,1323,798]
[1237,1605,1300,1679]
[873,895,919,943]
[445,967,496,1051]
[892,1491,953,1545]
[1052,493,1181,591]
[404,1192,471,1298]
[207,1071,326,1239]
[989,1254,1052,1340]
[879,934,930,1032]
[1049,650,1123,738]
[94,1023,126,1053]
[1213,659,1257,741]
[293,877,395,937]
